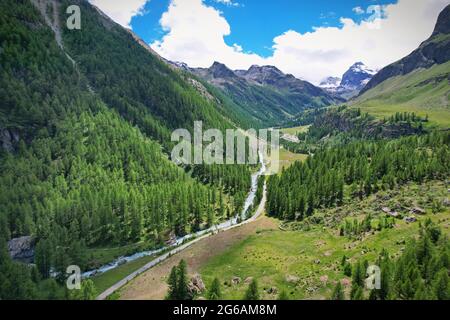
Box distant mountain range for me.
[173,61,340,127]
[319,62,377,100]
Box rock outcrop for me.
[8,236,35,263]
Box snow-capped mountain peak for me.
[319,62,377,99]
[319,77,342,92]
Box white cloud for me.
[151,0,264,69]
[150,0,449,84]
[214,0,240,7]
[89,0,149,28]
[268,0,449,83]
[352,6,365,15]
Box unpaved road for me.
[117,186,277,300]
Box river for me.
[83,151,266,278]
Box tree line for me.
[267,132,450,220]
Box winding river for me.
[83,151,267,279]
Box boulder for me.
[410,207,426,215]
[231,276,241,285]
[443,198,450,207]
[404,216,417,223]
[244,277,254,284]
[285,275,299,284]
[267,287,278,295]
[8,236,35,263]
[187,274,206,296]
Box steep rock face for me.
[361,4,450,94]
[8,236,35,263]
[312,109,424,140]
[1,128,20,152]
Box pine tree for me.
[244,279,260,300]
[177,260,189,300]
[433,269,449,300]
[331,282,345,300]
[166,266,178,300]
[35,239,53,279]
[207,278,222,300]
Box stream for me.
[82,151,266,278]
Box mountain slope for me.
[0,0,254,298]
[360,4,450,95]
[190,62,340,127]
[352,5,450,127]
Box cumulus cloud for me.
[95,0,448,84]
[89,0,149,28]
[268,0,449,83]
[151,0,265,69]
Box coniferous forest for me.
[1,0,449,303]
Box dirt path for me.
[118,215,277,300]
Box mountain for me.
[319,77,342,93]
[319,62,376,99]
[361,4,450,94]
[189,63,340,126]
[340,62,377,92]
[352,4,450,127]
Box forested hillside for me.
[268,132,450,221]
[0,0,254,299]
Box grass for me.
[351,61,450,128]
[267,148,308,174]
[199,181,450,300]
[281,125,310,136]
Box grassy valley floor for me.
[199,181,450,300]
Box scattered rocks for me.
[8,236,35,262]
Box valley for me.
[0,0,449,303]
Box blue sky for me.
[131,0,397,57]
[91,0,448,83]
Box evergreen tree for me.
[177,260,190,300]
[207,278,222,300]
[244,279,260,300]
[166,266,179,300]
[331,282,345,300]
